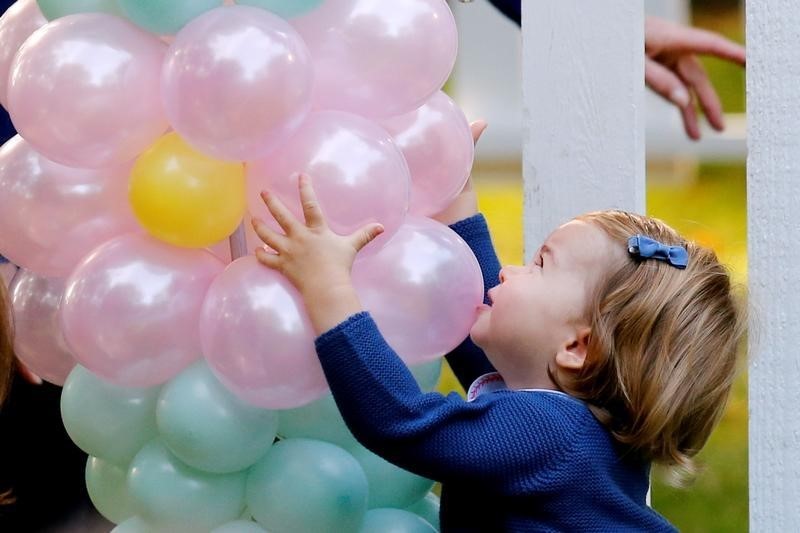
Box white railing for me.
[746,0,800,530]
[450,0,746,163]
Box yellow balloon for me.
[130,133,246,248]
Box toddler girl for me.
[252,162,743,531]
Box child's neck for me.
[498,371,559,391]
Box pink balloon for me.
[352,216,483,365]
[0,0,46,109]
[9,270,77,385]
[8,13,168,168]
[293,0,458,117]
[209,239,233,264]
[0,136,139,278]
[61,234,225,387]
[201,256,326,409]
[246,111,410,253]
[379,91,474,217]
[162,6,313,161]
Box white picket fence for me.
[457,0,798,531]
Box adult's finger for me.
[645,57,691,108]
[664,24,745,65]
[260,190,301,235]
[677,55,724,131]
[679,94,701,141]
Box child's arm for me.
[431,120,501,389]
[314,310,576,486]
[252,178,573,485]
[442,215,499,389]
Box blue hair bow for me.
[627,235,688,269]
[0,254,8,265]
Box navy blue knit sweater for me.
[315,215,676,532]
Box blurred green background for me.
[438,1,748,531]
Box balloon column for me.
[0,0,482,530]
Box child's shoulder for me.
[475,387,603,441]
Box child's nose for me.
[499,265,523,283]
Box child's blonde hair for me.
[555,210,745,482]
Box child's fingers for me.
[255,247,281,270]
[260,190,300,235]
[298,174,326,229]
[349,223,384,253]
[470,120,487,146]
[251,217,288,252]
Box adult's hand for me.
[645,15,745,140]
[484,2,746,141]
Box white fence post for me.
[747,1,800,530]
[522,1,645,256]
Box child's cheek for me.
[469,308,491,348]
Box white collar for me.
[466,372,571,402]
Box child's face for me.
[470,220,622,388]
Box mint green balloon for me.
[61,365,160,466]
[211,520,267,533]
[127,439,247,530]
[117,0,220,35]
[37,0,124,20]
[350,444,434,509]
[235,0,323,19]
[405,493,440,531]
[246,439,368,533]
[410,359,443,392]
[156,361,278,474]
[278,393,357,449]
[360,509,437,533]
[86,456,137,524]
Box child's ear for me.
[554,327,591,371]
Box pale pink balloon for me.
[352,216,483,365]
[293,0,458,118]
[209,239,233,264]
[379,91,474,217]
[61,235,225,387]
[200,256,327,409]
[0,136,139,278]
[246,111,410,253]
[162,6,313,161]
[7,13,168,168]
[9,270,77,385]
[0,0,46,109]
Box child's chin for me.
[469,314,489,348]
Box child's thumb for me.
[470,120,488,145]
[352,223,385,252]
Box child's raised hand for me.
[252,174,384,334]
[431,120,487,226]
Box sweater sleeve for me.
[445,215,501,389]
[315,312,582,487]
